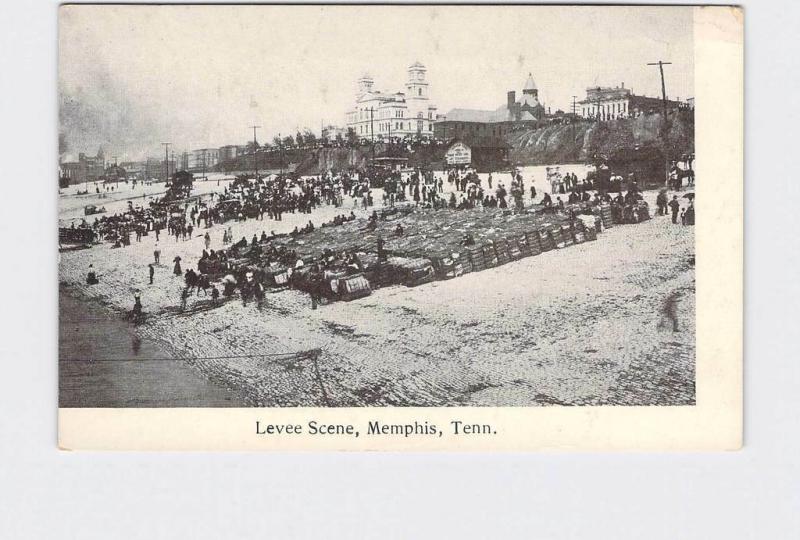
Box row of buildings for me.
[59,145,244,185]
[342,61,692,143]
[60,62,693,185]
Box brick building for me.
[434,73,547,141]
[578,84,686,121]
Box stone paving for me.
[59,169,696,407]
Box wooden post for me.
[648,61,673,187]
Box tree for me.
[335,132,344,147]
[295,131,304,148]
[245,140,260,154]
[272,136,282,148]
[282,135,295,148]
[303,129,317,148]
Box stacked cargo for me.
[466,245,486,272]
[494,238,511,265]
[226,201,655,302]
[599,203,614,229]
[549,224,564,249]
[483,243,499,268]
[538,228,554,252]
[560,224,574,248]
[526,230,542,256]
[509,234,526,259]
[427,251,467,280]
[572,219,586,245]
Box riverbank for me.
[59,166,696,407]
[59,289,249,407]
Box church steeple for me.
[523,73,538,96]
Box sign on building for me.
[446,142,472,165]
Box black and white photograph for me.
[58,5,699,410]
[18,1,800,538]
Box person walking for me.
[153,244,161,264]
[656,191,667,216]
[148,263,154,285]
[309,264,323,310]
[173,255,182,276]
[668,195,681,224]
[204,232,211,250]
[180,287,189,312]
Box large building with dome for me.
[345,61,438,140]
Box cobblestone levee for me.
[60,170,695,407]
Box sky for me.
[59,5,694,162]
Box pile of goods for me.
[59,227,96,247]
[219,199,649,304]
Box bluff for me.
[217,110,694,176]
[507,110,695,165]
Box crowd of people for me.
[72,162,695,319]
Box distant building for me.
[59,162,82,185]
[58,148,106,185]
[144,157,173,180]
[104,164,127,182]
[434,73,546,141]
[346,61,438,140]
[120,161,145,180]
[218,145,239,162]
[321,124,346,142]
[189,148,219,170]
[577,84,686,120]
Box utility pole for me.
[278,132,283,176]
[250,125,261,180]
[201,149,206,182]
[161,142,171,183]
[595,93,603,122]
[648,61,673,187]
[570,96,578,148]
[369,107,375,167]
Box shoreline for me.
[58,169,696,407]
[59,286,251,407]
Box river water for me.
[59,291,248,407]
